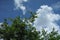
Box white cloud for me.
[0,39,3,40]
[23,0,28,2]
[14,0,28,15]
[0,23,3,28]
[33,5,60,33]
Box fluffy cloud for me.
[33,5,60,33]
[14,0,28,15]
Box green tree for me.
[0,12,40,40]
[0,12,60,40]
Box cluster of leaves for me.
[40,28,60,40]
[0,12,60,40]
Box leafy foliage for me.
[0,12,60,40]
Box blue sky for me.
[0,0,60,33]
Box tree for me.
[0,12,40,40]
[0,12,60,40]
[39,28,60,40]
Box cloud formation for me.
[14,0,28,15]
[34,5,60,33]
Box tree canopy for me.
[0,12,60,40]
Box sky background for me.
[0,0,60,33]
